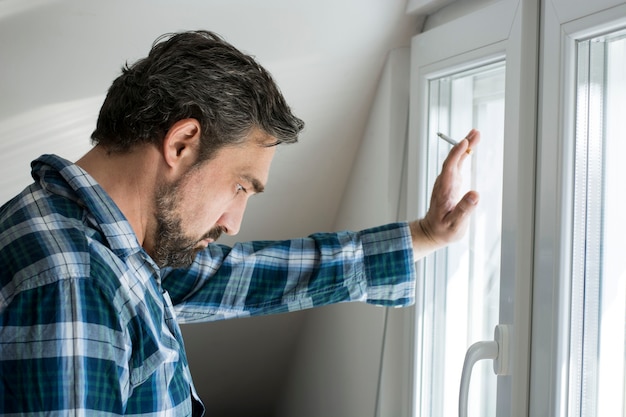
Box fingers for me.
[435,129,478,203]
[464,128,481,149]
[455,129,480,164]
[413,129,481,257]
[441,129,480,173]
[428,129,480,240]
[462,129,480,159]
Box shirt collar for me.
[31,154,144,260]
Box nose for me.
[217,197,248,236]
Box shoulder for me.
[0,184,104,303]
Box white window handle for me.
[459,324,510,417]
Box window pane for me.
[570,30,626,417]
[415,62,505,417]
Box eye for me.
[236,183,247,194]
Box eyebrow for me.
[242,175,265,194]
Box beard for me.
[152,178,224,269]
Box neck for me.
[75,144,161,246]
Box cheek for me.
[179,180,230,230]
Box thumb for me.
[452,191,479,222]
[448,191,480,234]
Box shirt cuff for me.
[360,222,417,307]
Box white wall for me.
[276,47,411,417]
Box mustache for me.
[202,225,225,242]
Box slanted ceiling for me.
[0,0,454,415]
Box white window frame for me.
[532,1,626,416]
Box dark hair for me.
[91,30,304,160]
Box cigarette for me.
[436,132,473,154]
[437,132,458,146]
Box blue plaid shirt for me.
[0,154,416,416]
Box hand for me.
[410,129,480,260]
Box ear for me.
[162,118,201,173]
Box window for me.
[532,2,626,416]
[406,1,626,416]
[415,62,505,417]
[406,2,537,416]
[569,30,626,417]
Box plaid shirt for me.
[0,154,416,416]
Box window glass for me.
[415,61,505,417]
[569,30,626,417]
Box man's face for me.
[151,134,276,268]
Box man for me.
[0,30,479,415]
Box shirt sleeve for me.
[162,222,416,323]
